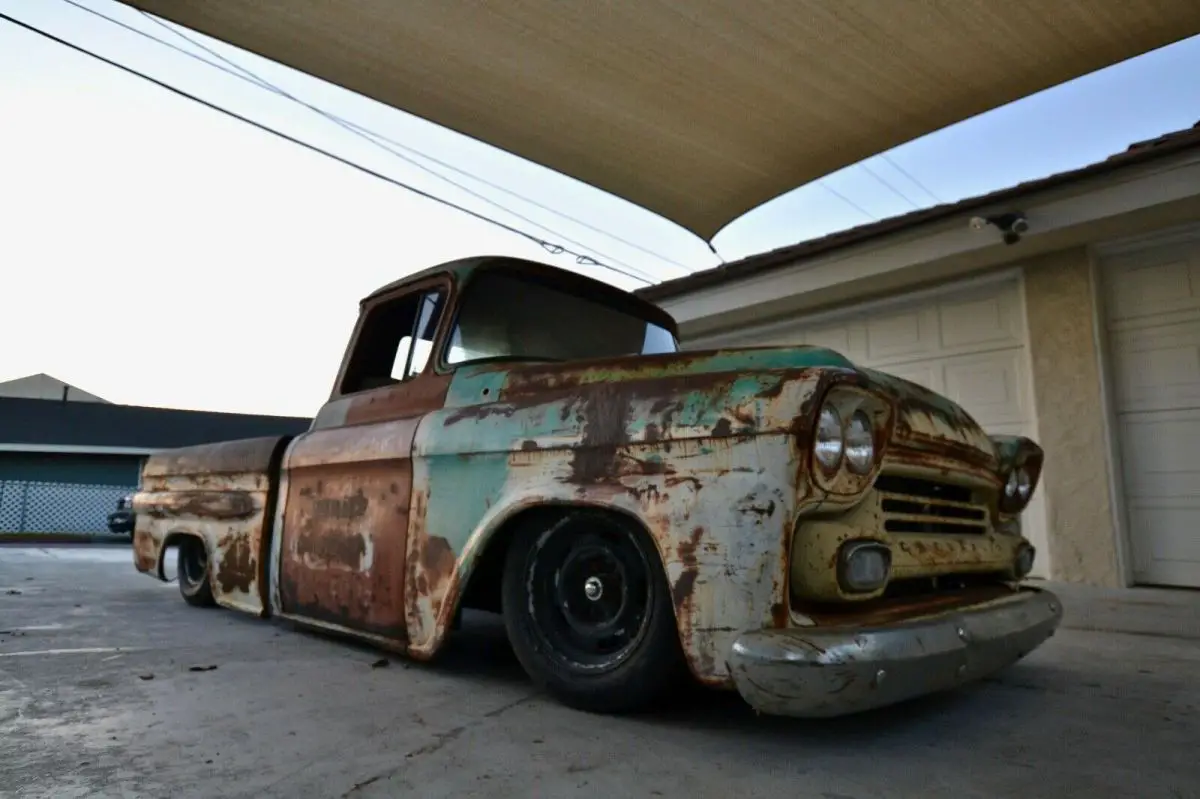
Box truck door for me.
[275,277,452,643]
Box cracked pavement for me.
[1,544,1198,798]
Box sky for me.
[1,0,1199,418]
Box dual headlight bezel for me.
[999,465,1034,513]
[810,389,891,496]
[814,404,875,475]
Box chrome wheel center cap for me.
[584,576,604,601]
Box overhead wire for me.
[881,152,943,204]
[818,181,878,222]
[61,0,691,279]
[1,8,655,286]
[859,162,923,210]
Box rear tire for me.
[177,537,216,608]
[501,511,686,714]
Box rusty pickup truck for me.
[132,255,1061,718]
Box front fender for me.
[408,431,811,681]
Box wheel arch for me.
[156,529,207,581]
[456,499,672,618]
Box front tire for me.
[177,537,216,608]
[501,511,686,713]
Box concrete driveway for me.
[1,544,1196,798]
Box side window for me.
[393,292,441,380]
[339,288,446,395]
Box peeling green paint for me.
[442,346,852,409]
[421,451,511,557]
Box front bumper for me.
[727,586,1062,718]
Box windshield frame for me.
[435,262,679,371]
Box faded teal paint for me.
[420,451,511,557]
[989,434,1042,471]
[443,366,510,408]
[442,346,850,410]
[990,435,1023,467]
[511,347,852,389]
[418,400,578,458]
[423,372,806,461]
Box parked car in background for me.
[107,494,135,536]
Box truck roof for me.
[359,255,679,335]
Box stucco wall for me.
[1021,248,1122,586]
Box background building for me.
[0,374,310,537]
[639,121,1200,591]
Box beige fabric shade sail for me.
[119,1,1200,241]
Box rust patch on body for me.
[278,461,412,641]
[296,527,369,571]
[569,385,634,484]
[132,524,158,575]
[672,526,704,613]
[216,532,256,594]
[142,436,291,479]
[411,535,457,620]
[343,372,452,427]
[312,489,369,521]
[139,490,257,520]
[798,583,1018,628]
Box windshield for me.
[445,270,678,366]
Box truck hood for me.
[490,345,856,391]
[855,366,996,469]
[456,345,996,462]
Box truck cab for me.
[132,254,1061,718]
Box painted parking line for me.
[0,546,135,564]
[0,647,144,658]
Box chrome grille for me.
[874,474,988,535]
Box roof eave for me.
[637,124,1200,302]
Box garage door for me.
[1104,234,1200,588]
[692,275,1049,578]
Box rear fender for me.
[132,436,292,616]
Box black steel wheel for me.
[177,537,216,608]
[501,511,686,713]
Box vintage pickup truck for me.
[132,255,1061,718]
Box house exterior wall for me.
[1020,248,1123,587]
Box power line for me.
[860,162,923,210]
[1,9,653,286]
[881,152,943,204]
[818,181,878,222]
[61,0,690,278]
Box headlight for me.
[814,405,843,470]
[838,541,891,593]
[1002,466,1033,512]
[1016,468,1031,501]
[844,409,874,474]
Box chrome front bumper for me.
[727,587,1063,718]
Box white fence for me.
[0,480,135,535]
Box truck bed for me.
[132,436,293,616]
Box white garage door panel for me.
[1104,234,1200,588]
[941,350,1030,428]
[704,277,1048,577]
[1110,319,1200,413]
[863,307,938,362]
[1105,242,1200,323]
[1127,509,1200,586]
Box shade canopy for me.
[119,0,1200,240]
